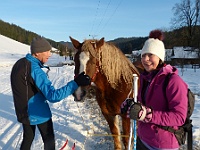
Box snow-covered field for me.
[0,34,200,149]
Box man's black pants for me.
[20,119,55,150]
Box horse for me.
[70,36,140,150]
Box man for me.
[10,36,90,150]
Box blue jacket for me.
[11,54,78,125]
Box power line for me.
[97,0,124,36]
[89,0,124,39]
[96,0,111,33]
[90,0,101,37]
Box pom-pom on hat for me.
[141,30,165,62]
[31,36,52,54]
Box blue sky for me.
[1,0,181,42]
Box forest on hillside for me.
[1,19,200,55]
[0,20,66,54]
[1,0,200,55]
[112,27,200,54]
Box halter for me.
[90,41,97,49]
[75,41,100,82]
[90,41,100,82]
[91,63,99,82]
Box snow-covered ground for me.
[0,34,200,149]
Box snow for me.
[0,34,200,150]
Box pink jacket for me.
[137,64,188,149]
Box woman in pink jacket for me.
[121,30,188,150]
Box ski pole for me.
[128,119,133,150]
[133,74,138,150]
[128,74,138,150]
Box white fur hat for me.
[141,30,165,62]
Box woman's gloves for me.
[129,102,152,122]
[120,98,134,114]
[74,72,91,86]
[121,98,153,123]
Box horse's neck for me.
[93,72,107,90]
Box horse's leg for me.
[102,112,122,150]
[121,115,131,150]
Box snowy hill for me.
[0,34,200,149]
[0,34,30,67]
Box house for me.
[169,47,200,67]
[131,47,200,67]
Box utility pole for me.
[89,34,98,39]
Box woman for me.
[121,30,188,150]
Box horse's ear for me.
[96,37,104,49]
[69,36,81,49]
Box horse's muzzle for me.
[73,87,86,102]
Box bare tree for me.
[171,0,200,46]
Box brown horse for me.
[70,36,139,150]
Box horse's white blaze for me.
[79,51,89,74]
[74,51,89,101]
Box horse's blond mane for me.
[83,39,139,90]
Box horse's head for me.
[70,36,104,101]
[70,36,105,80]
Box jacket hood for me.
[162,64,178,75]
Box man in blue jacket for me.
[10,36,91,150]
